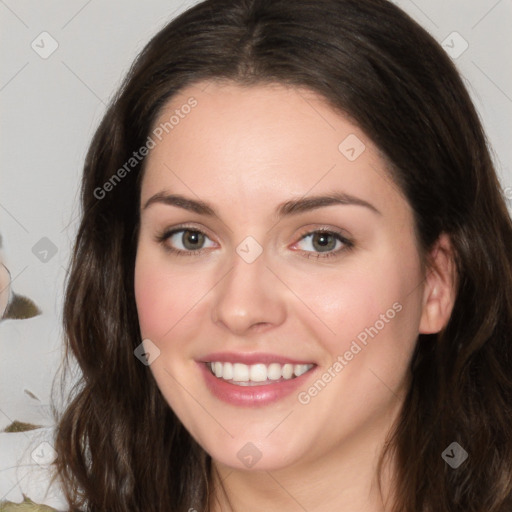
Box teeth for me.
[267,363,282,380]
[214,362,223,378]
[223,362,233,380]
[249,364,268,382]
[232,363,249,381]
[282,363,293,379]
[207,361,314,383]
[294,364,310,377]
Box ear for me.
[419,232,457,334]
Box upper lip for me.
[199,352,316,366]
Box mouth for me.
[197,352,318,406]
[205,361,315,386]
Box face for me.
[134,81,429,472]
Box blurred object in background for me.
[0,234,41,321]
[0,261,11,317]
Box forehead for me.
[141,80,409,221]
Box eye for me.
[293,229,353,259]
[156,227,216,256]
[155,226,353,259]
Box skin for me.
[134,80,456,511]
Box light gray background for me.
[0,0,511,507]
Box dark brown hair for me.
[53,0,512,510]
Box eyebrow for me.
[143,191,381,217]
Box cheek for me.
[292,249,424,359]
[134,249,180,340]
[134,255,161,337]
[291,261,422,429]
[134,248,213,343]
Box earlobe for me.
[419,233,458,335]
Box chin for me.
[195,426,310,473]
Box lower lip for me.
[198,362,316,407]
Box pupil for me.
[184,230,203,250]
[314,233,335,251]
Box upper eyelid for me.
[161,224,216,242]
[292,229,352,250]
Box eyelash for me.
[155,224,354,260]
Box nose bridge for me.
[211,237,285,333]
[229,237,267,290]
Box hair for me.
[52,0,512,510]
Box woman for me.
[51,0,512,510]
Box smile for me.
[198,352,318,406]
[206,361,315,386]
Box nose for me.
[211,245,287,336]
